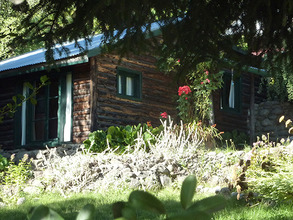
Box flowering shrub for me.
[177,85,193,123]
[188,63,223,122]
[160,112,168,119]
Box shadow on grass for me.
[0,197,114,220]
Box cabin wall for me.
[0,78,18,150]
[71,63,91,144]
[213,72,266,134]
[90,53,178,130]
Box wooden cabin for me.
[0,27,267,150]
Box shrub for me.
[245,135,293,202]
[83,123,164,153]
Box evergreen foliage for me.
[1,0,293,76]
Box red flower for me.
[160,112,168,119]
[185,97,188,100]
[201,82,204,85]
[205,70,209,75]
[177,59,180,63]
[206,78,210,83]
[178,85,192,96]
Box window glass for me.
[117,68,141,100]
[220,72,241,112]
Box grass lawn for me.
[1,187,293,220]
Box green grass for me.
[1,187,293,220]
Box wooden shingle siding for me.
[90,53,177,130]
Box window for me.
[20,73,72,147]
[220,71,241,112]
[117,67,142,100]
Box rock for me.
[17,197,26,205]
[159,175,172,187]
[219,187,231,197]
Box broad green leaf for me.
[29,205,50,220]
[187,195,227,214]
[128,190,166,214]
[48,209,64,220]
[112,201,126,219]
[24,82,34,90]
[12,96,17,103]
[76,204,95,220]
[30,97,37,105]
[122,206,137,220]
[180,175,197,209]
[40,75,49,84]
[167,210,210,220]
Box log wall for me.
[213,72,266,133]
[0,78,17,150]
[90,53,178,130]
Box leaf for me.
[187,195,227,214]
[29,205,50,220]
[76,204,95,220]
[180,175,197,209]
[29,205,64,220]
[279,115,285,123]
[112,201,126,219]
[12,96,17,103]
[24,82,34,90]
[30,97,37,105]
[122,206,137,220]
[128,190,166,214]
[40,75,49,84]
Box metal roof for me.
[0,23,161,73]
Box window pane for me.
[50,78,59,97]
[49,98,58,118]
[35,99,46,120]
[33,121,45,141]
[118,75,122,94]
[126,76,133,96]
[49,119,58,139]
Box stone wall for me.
[254,101,293,140]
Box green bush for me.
[220,130,249,149]
[1,154,32,186]
[83,123,163,153]
[245,136,293,202]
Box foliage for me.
[263,54,293,102]
[24,175,226,220]
[2,154,32,186]
[188,62,223,123]
[0,0,43,60]
[220,130,249,150]
[83,123,164,153]
[113,175,226,219]
[0,154,9,182]
[3,0,293,76]
[245,134,293,202]
[174,61,223,124]
[176,85,192,123]
[0,75,49,123]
